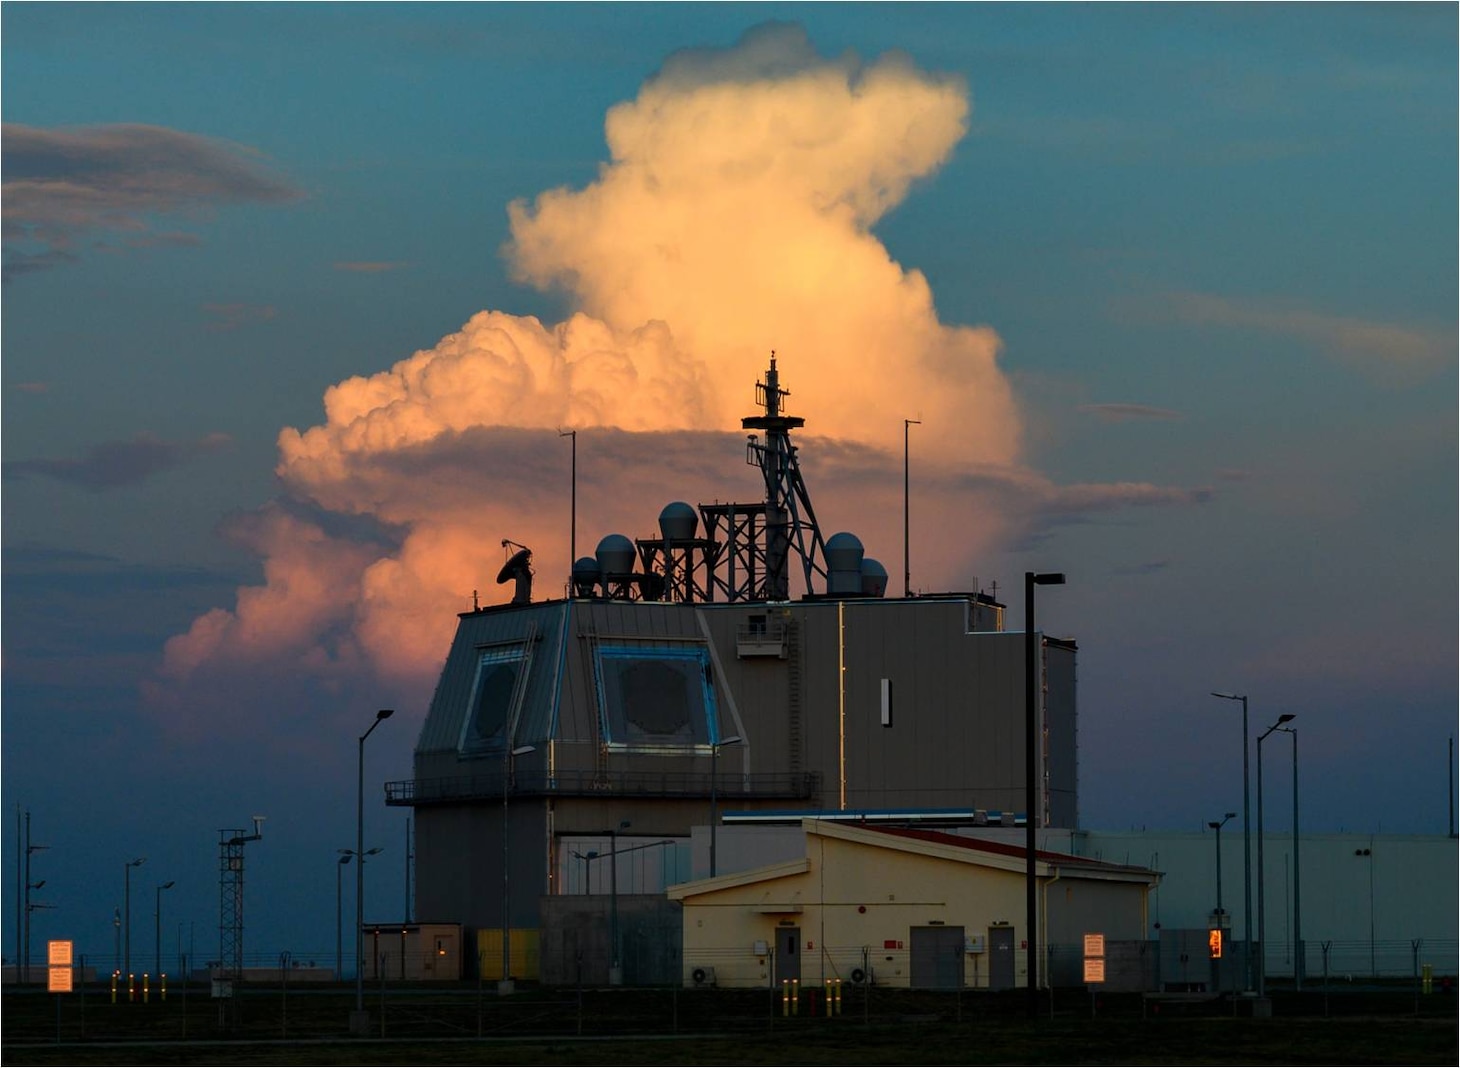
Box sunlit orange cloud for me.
[156,25,1193,720]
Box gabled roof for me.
[670,819,1158,899]
[844,823,1159,883]
[666,857,811,900]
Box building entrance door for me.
[773,927,800,985]
[910,926,965,989]
[989,926,1016,990]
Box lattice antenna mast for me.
[218,816,264,980]
[742,352,827,599]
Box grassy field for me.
[4,983,1455,1065]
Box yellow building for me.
[670,820,1159,990]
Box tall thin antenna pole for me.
[14,807,21,981]
[1450,737,1455,838]
[903,419,920,598]
[560,430,577,581]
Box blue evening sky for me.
[3,4,1454,966]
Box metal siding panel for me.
[1043,642,1078,827]
[415,603,565,758]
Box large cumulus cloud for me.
[156,24,1204,724]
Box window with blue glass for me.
[595,645,720,749]
[459,645,530,752]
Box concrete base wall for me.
[538,895,682,986]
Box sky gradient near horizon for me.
[3,5,1455,966]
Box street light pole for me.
[1209,812,1236,997]
[155,880,174,977]
[1211,691,1254,992]
[1281,725,1302,990]
[354,708,394,1032]
[559,429,577,582]
[22,811,47,984]
[903,418,920,598]
[710,735,744,877]
[123,857,145,978]
[1208,812,1236,918]
[607,819,629,986]
[501,743,536,994]
[1024,570,1064,1019]
[1256,713,1295,998]
[336,853,351,981]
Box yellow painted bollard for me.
[161,973,168,1002]
[792,977,800,1015]
[128,973,136,1003]
[143,973,150,1004]
[781,979,790,1016]
[110,971,118,1004]
[1423,964,1433,994]
[825,978,841,1016]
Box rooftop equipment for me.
[496,540,534,604]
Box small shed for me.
[361,922,464,981]
[669,819,1158,990]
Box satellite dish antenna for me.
[497,540,534,604]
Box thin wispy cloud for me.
[2,122,302,280]
[13,381,50,394]
[203,302,277,332]
[1078,403,1183,423]
[333,260,410,273]
[4,431,232,490]
[1159,291,1455,383]
[1112,560,1170,576]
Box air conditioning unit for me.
[848,966,871,985]
[690,965,717,987]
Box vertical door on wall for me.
[773,927,800,984]
[910,926,965,989]
[989,926,1016,990]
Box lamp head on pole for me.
[1210,691,1245,701]
[1259,713,1295,741]
[1031,572,1066,586]
[159,881,175,891]
[128,857,146,869]
[361,707,395,742]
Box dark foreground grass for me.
[5,1019,1458,1067]
[4,984,1455,1066]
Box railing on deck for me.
[385,769,820,806]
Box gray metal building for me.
[387,593,1077,955]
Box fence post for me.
[1321,941,1331,1019]
[1412,939,1422,1016]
